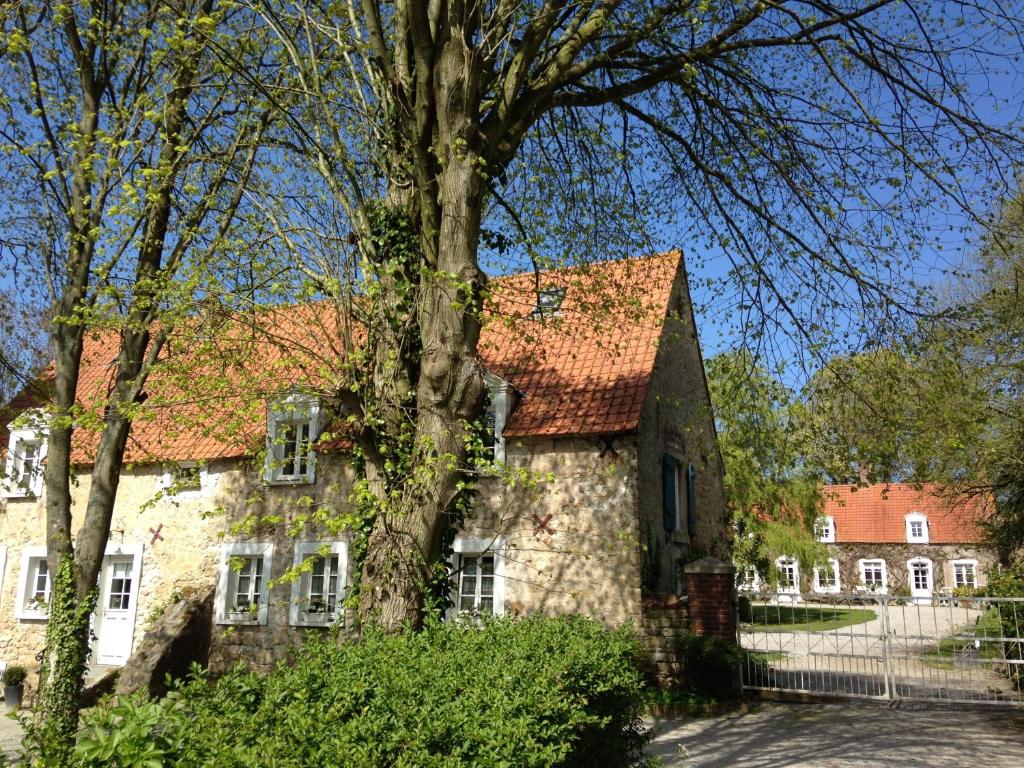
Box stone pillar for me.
[684,557,736,642]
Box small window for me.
[216,543,274,625]
[737,566,760,592]
[662,454,682,533]
[4,418,48,498]
[450,537,506,618]
[952,559,978,589]
[15,547,51,620]
[858,559,888,593]
[265,394,319,485]
[814,516,835,543]
[289,541,348,627]
[160,462,206,495]
[530,286,566,319]
[775,556,799,593]
[905,512,929,543]
[813,559,840,593]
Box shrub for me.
[674,632,742,697]
[2,666,27,687]
[60,616,651,768]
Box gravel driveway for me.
[648,702,1024,767]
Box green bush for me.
[58,616,650,768]
[674,632,742,697]
[1,666,27,687]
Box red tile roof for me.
[821,483,992,544]
[10,253,682,465]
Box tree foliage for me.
[706,350,822,575]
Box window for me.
[858,559,888,593]
[775,556,799,593]
[482,373,515,464]
[450,537,506,617]
[814,516,835,543]
[216,543,274,625]
[265,394,319,485]
[662,454,682,533]
[15,546,51,620]
[813,559,840,593]
[737,566,760,593]
[160,462,207,496]
[4,415,48,498]
[530,286,566,319]
[905,512,929,543]
[908,558,933,595]
[290,541,348,627]
[952,559,978,589]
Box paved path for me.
[648,702,1024,767]
[0,713,22,760]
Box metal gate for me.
[738,593,1024,706]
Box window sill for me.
[292,613,339,628]
[670,530,690,545]
[15,611,48,622]
[265,476,314,487]
[219,612,264,626]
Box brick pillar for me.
[684,557,736,642]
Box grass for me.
[921,607,1012,669]
[742,604,877,632]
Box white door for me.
[908,560,933,602]
[94,556,138,665]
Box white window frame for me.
[265,393,319,485]
[15,546,51,620]
[159,461,209,497]
[483,373,515,464]
[905,512,929,544]
[951,558,979,590]
[289,541,348,627]
[813,558,841,594]
[450,536,506,617]
[775,556,800,594]
[737,565,761,593]
[857,558,888,594]
[4,413,49,498]
[907,556,934,598]
[14,543,143,622]
[814,516,836,543]
[215,543,274,625]
[0,545,6,611]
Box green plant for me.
[2,666,27,687]
[47,617,652,768]
[674,632,743,697]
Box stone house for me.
[749,483,996,600]
[0,252,727,678]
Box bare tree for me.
[0,0,273,754]
[232,1,1023,630]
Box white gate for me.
[739,593,1024,706]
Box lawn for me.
[742,604,877,632]
[921,607,1013,670]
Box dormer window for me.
[531,286,566,319]
[905,512,929,543]
[4,412,49,498]
[265,393,319,485]
[814,516,835,543]
[482,373,516,464]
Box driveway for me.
[648,702,1024,767]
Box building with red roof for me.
[0,252,727,676]
[756,483,997,601]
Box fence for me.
[738,592,1024,706]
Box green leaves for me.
[62,618,649,768]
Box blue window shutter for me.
[662,454,678,531]
[686,462,697,536]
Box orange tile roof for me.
[821,483,992,544]
[11,253,682,465]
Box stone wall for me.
[0,436,646,677]
[638,594,688,687]
[825,542,998,593]
[636,260,728,593]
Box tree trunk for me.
[357,23,487,630]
